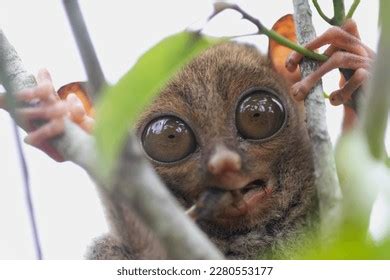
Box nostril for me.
[208,153,241,175]
[208,160,241,175]
[207,144,242,175]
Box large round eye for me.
[236,90,286,140]
[142,116,196,163]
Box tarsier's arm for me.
[286,19,375,130]
[0,69,165,259]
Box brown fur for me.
[87,42,318,259]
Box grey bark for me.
[62,0,106,101]
[292,0,343,239]
[0,28,223,259]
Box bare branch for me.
[292,0,342,240]
[62,0,106,100]
[113,136,224,259]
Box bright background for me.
[0,0,383,259]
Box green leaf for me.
[94,31,219,170]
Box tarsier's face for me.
[136,43,316,235]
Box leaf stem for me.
[265,29,327,62]
[346,0,361,19]
[312,0,333,24]
[332,0,346,26]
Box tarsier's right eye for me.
[142,116,196,163]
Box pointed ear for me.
[57,82,95,117]
[268,14,301,85]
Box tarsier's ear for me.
[57,82,95,117]
[268,14,301,85]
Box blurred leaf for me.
[94,32,219,170]
[335,131,381,230]
[291,130,390,260]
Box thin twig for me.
[0,33,43,260]
[312,0,333,24]
[211,2,328,62]
[312,0,360,25]
[12,120,43,259]
[346,0,361,19]
[62,0,106,100]
[332,0,346,26]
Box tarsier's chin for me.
[136,42,319,258]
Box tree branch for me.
[0,29,98,172]
[0,28,223,259]
[62,0,106,101]
[113,135,223,259]
[292,0,342,240]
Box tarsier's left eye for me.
[236,89,286,140]
[142,116,196,163]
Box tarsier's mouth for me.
[224,179,272,217]
[190,178,273,221]
[241,179,266,195]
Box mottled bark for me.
[292,0,342,239]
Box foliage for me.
[293,131,390,259]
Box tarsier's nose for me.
[207,144,241,175]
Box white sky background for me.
[0,0,384,259]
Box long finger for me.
[13,83,58,105]
[323,20,374,59]
[15,101,67,121]
[24,118,65,146]
[291,52,371,101]
[286,27,368,72]
[66,93,86,123]
[329,68,369,105]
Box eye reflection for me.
[236,90,286,140]
[142,116,196,163]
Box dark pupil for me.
[236,91,285,140]
[142,116,196,163]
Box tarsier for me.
[0,15,375,259]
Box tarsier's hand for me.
[285,19,375,106]
[0,69,94,161]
